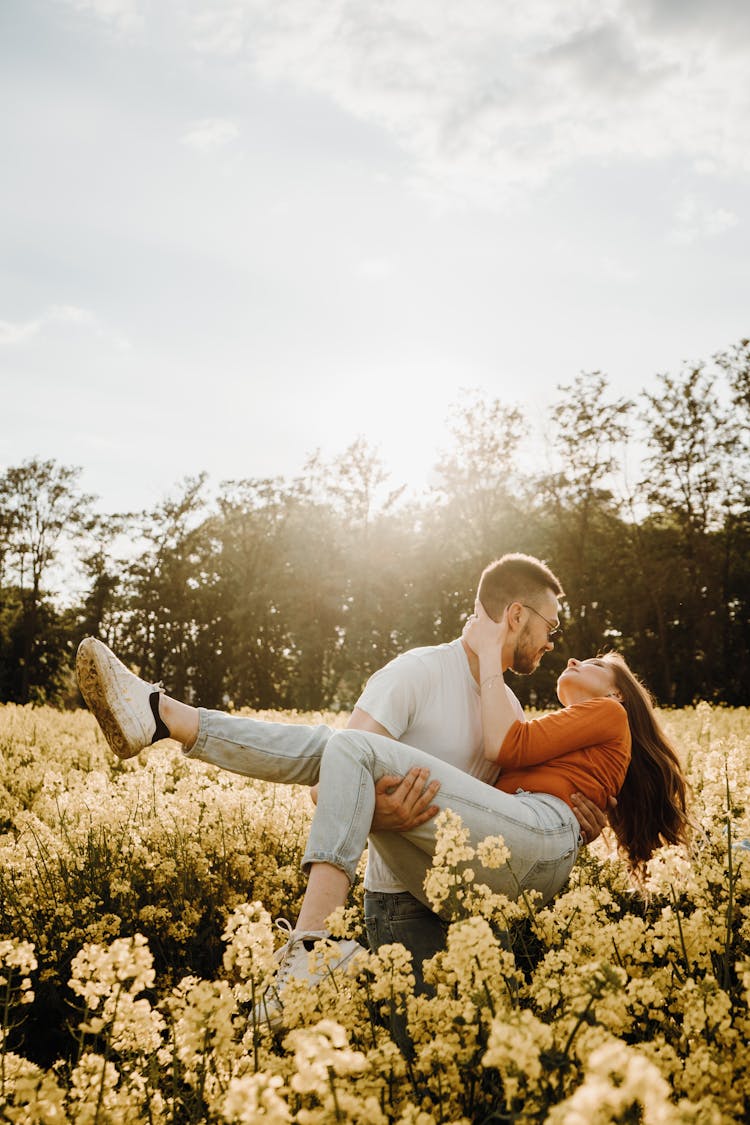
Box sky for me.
[2,0,749,516]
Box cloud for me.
[669,196,739,245]
[181,118,241,153]
[0,318,42,346]
[539,20,674,99]
[599,256,638,284]
[630,0,750,50]
[355,257,394,281]
[0,305,128,348]
[178,0,750,200]
[49,305,98,326]
[61,0,143,34]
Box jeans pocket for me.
[526,847,577,903]
[363,899,383,953]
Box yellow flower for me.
[69,933,155,1012]
[545,1039,685,1124]
[286,1020,369,1095]
[483,1008,555,1107]
[222,901,277,1002]
[222,1072,291,1123]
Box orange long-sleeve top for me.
[494,697,631,811]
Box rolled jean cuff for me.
[301,849,357,885]
[183,707,211,758]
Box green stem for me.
[611,937,624,970]
[327,1067,343,1122]
[669,883,691,978]
[1,977,11,1099]
[93,983,121,1125]
[722,767,736,992]
[561,993,596,1062]
[250,979,259,1074]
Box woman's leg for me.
[77,636,333,787]
[258,729,580,1029]
[184,708,332,787]
[300,728,580,913]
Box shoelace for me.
[255,921,298,1017]
[272,919,296,979]
[274,918,295,941]
[272,918,330,986]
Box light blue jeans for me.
[187,712,580,917]
[302,729,581,909]
[187,711,448,973]
[188,708,332,787]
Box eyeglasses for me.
[521,604,562,641]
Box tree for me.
[718,337,750,419]
[75,514,127,646]
[0,459,94,702]
[214,476,316,709]
[538,372,633,659]
[303,439,412,704]
[426,390,529,645]
[122,476,216,702]
[637,365,736,702]
[433,389,526,549]
[713,339,750,701]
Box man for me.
[77,552,606,990]
[337,552,577,984]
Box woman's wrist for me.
[478,654,503,681]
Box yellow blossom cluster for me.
[1,702,750,1121]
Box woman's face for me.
[556,657,619,706]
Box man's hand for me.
[371,767,441,832]
[571,792,617,845]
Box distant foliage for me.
[1,340,749,708]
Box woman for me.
[77,604,690,1027]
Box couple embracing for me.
[77,552,690,1028]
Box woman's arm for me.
[498,701,628,769]
[463,603,628,769]
[462,601,519,761]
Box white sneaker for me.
[76,637,168,760]
[254,919,366,1030]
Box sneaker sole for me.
[76,638,145,760]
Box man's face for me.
[509,592,561,675]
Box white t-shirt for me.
[355,637,525,893]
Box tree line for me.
[2,341,749,711]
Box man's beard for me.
[510,625,541,676]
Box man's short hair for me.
[478,553,564,622]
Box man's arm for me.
[308,707,391,803]
[348,707,441,829]
[347,707,393,738]
[308,707,441,830]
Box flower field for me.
[1,702,750,1123]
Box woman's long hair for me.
[600,653,691,876]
